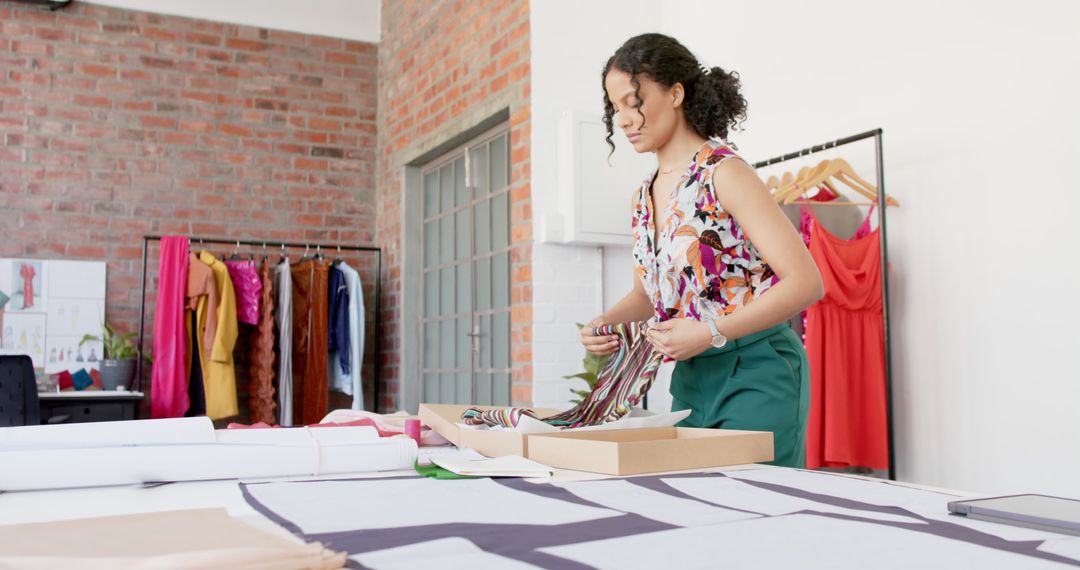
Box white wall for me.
[529,0,658,409]
[661,0,1080,497]
[84,0,380,42]
[533,0,1080,496]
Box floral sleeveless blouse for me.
[632,140,779,322]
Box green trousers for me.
[671,323,810,468]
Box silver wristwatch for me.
[706,319,728,349]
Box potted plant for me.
[564,324,610,404]
[79,323,146,391]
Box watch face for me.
[711,335,728,349]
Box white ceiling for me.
[82,0,381,43]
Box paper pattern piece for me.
[353,538,542,570]
[0,507,345,570]
[661,476,923,524]
[416,446,486,466]
[0,416,214,449]
[1041,538,1080,562]
[243,468,1080,569]
[540,513,1074,570]
[430,454,553,478]
[559,479,758,527]
[243,478,621,535]
[725,468,1059,542]
[0,418,414,491]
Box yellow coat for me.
[198,250,238,419]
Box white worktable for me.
[2,459,1078,569]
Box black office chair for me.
[0,354,40,426]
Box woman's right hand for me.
[581,315,619,355]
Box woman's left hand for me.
[645,318,713,361]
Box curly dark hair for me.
[602,33,747,156]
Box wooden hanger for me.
[774,159,832,203]
[774,158,900,207]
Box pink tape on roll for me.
[404,418,421,445]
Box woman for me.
[581,34,823,468]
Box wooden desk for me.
[38,391,143,423]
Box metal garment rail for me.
[136,235,383,414]
[752,128,896,481]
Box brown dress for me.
[247,259,277,424]
[290,259,330,425]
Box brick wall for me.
[378,0,531,409]
[0,1,379,411]
[531,243,604,409]
[0,6,376,330]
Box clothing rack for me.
[752,128,896,481]
[135,235,383,414]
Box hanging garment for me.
[184,253,217,417]
[274,258,294,426]
[150,236,190,419]
[630,140,778,321]
[796,205,875,344]
[799,205,875,246]
[186,252,218,364]
[803,208,888,470]
[225,259,262,326]
[327,266,350,378]
[186,310,206,417]
[462,322,662,429]
[671,323,810,468]
[291,259,330,426]
[199,250,239,420]
[331,262,365,410]
[248,259,277,424]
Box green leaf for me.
[83,320,143,360]
[583,351,609,377]
[566,322,614,400]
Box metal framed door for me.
[420,126,511,405]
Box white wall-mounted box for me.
[544,110,655,246]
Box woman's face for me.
[605,69,681,154]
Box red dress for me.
[19,264,35,309]
[804,209,889,470]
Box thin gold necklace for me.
[658,140,711,175]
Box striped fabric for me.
[462,322,663,429]
[460,406,538,428]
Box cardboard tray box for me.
[526,426,774,475]
[418,403,562,458]
[420,404,774,475]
